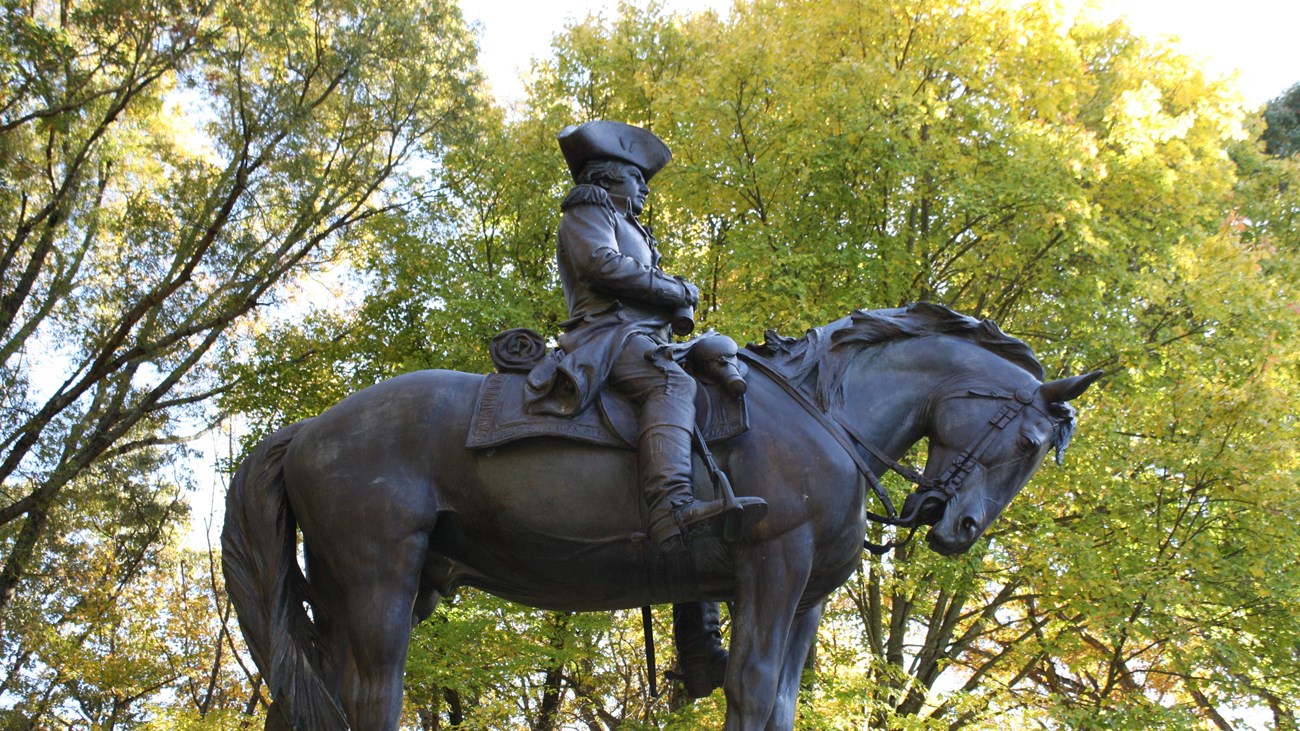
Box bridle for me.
[741,349,1049,554]
[844,386,1046,552]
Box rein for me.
[737,352,900,518]
[738,351,1040,554]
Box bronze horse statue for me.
[223,303,1100,730]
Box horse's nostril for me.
[960,515,980,538]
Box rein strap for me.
[739,352,1041,555]
[738,352,900,522]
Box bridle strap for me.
[738,352,901,522]
[854,389,1038,553]
[738,351,1040,555]
[932,388,1037,496]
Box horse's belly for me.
[432,439,737,610]
[467,439,645,540]
[437,544,658,611]
[434,426,869,612]
[434,531,738,612]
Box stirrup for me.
[673,497,736,532]
[675,496,767,541]
[688,425,768,541]
[721,497,767,540]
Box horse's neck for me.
[836,347,941,462]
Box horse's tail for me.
[221,421,350,731]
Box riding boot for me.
[640,423,727,550]
[670,601,728,698]
[639,424,767,551]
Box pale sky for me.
[461,0,1299,108]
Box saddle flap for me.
[468,373,624,450]
[466,374,748,451]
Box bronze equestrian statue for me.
[222,122,1102,730]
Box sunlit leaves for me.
[479,0,1300,727]
[1,0,480,726]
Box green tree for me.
[0,0,477,598]
[1,536,255,730]
[1262,82,1300,157]
[0,0,479,725]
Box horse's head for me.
[759,303,1103,557]
[916,370,1102,556]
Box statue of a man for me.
[524,121,766,697]
[527,120,765,554]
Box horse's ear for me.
[1041,371,1102,404]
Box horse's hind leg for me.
[332,531,429,730]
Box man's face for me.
[604,163,650,215]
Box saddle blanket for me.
[466,372,748,450]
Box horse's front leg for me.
[765,601,824,731]
[724,532,814,731]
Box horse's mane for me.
[745,302,1045,410]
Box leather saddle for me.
[467,327,749,450]
[465,372,748,450]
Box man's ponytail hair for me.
[577,160,628,189]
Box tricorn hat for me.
[557,121,672,183]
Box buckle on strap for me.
[990,404,1018,428]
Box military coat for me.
[526,184,695,416]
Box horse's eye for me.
[1018,435,1042,453]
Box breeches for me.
[608,333,696,432]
